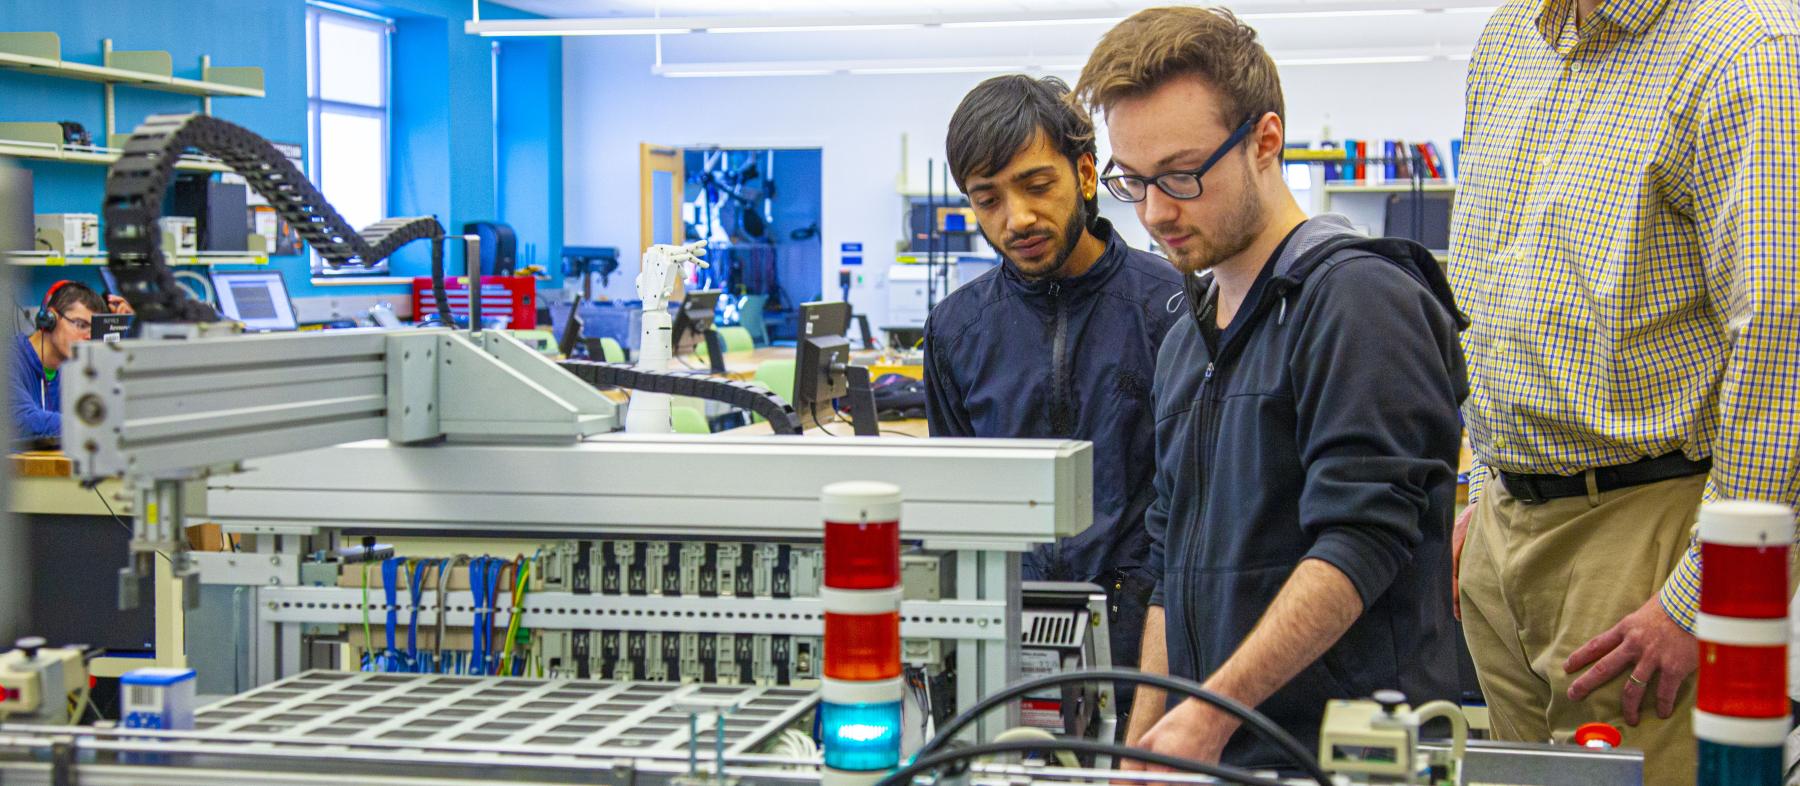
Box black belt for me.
[1498,453,1711,505]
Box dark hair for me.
[946,75,1099,219]
[47,281,105,317]
[1074,6,1284,131]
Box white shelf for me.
[0,137,233,173]
[6,251,269,267]
[0,34,264,98]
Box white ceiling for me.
[483,1,1496,73]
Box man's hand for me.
[1451,504,1475,620]
[1133,698,1239,770]
[1564,596,1699,725]
[105,294,133,316]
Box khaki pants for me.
[1459,473,1704,786]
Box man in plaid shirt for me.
[1450,0,1800,780]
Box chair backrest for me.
[671,404,710,434]
[695,326,755,359]
[600,337,626,363]
[719,326,755,353]
[755,358,798,403]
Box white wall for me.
[562,36,1470,324]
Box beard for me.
[986,197,1091,281]
[1155,167,1267,276]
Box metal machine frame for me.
[60,325,1092,739]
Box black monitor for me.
[671,289,726,374]
[559,296,587,358]
[794,301,877,436]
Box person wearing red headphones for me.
[10,280,133,443]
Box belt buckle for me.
[1506,474,1545,506]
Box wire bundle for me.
[356,553,545,677]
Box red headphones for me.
[35,280,75,333]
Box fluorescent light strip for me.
[1241,8,1426,19]
[662,69,838,78]
[707,23,927,34]
[1276,54,1435,66]
[483,27,695,37]
[937,17,1123,29]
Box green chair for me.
[695,326,756,360]
[599,337,626,363]
[755,359,798,403]
[671,404,710,434]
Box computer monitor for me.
[671,289,725,373]
[794,301,877,435]
[559,296,588,358]
[212,270,299,332]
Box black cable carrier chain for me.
[100,113,803,433]
[559,360,804,436]
[103,112,445,322]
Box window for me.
[306,4,392,275]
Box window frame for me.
[306,3,394,277]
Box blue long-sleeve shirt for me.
[11,333,60,441]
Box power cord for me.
[913,669,1330,786]
[875,739,1288,786]
[94,488,171,564]
[809,403,840,437]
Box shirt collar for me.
[1537,0,1672,45]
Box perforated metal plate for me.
[195,670,816,756]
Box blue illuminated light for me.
[822,700,901,771]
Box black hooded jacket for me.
[1148,215,1469,768]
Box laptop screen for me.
[212,271,298,332]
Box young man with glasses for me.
[11,280,131,443]
[1074,7,1467,771]
[925,74,1187,731]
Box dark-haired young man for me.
[924,75,1186,726]
[1075,7,1466,771]
[11,280,130,442]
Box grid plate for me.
[195,670,817,757]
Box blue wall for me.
[0,0,560,311]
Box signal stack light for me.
[1694,501,1795,786]
[819,481,905,786]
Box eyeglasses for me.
[60,314,91,333]
[1101,118,1258,203]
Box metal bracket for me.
[192,552,299,586]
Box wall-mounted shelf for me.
[0,32,264,97]
[0,125,231,172]
[6,251,269,267]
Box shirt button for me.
[1495,436,1509,450]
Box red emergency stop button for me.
[1575,722,1621,748]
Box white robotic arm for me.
[626,242,709,434]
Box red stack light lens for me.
[1698,641,1789,719]
[824,611,901,680]
[1701,542,1790,619]
[825,519,901,590]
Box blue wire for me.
[487,558,504,675]
[381,557,403,672]
[470,557,489,677]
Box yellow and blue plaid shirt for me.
[1451,0,1800,629]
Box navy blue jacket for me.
[1148,216,1467,769]
[10,333,60,441]
[924,219,1185,582]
